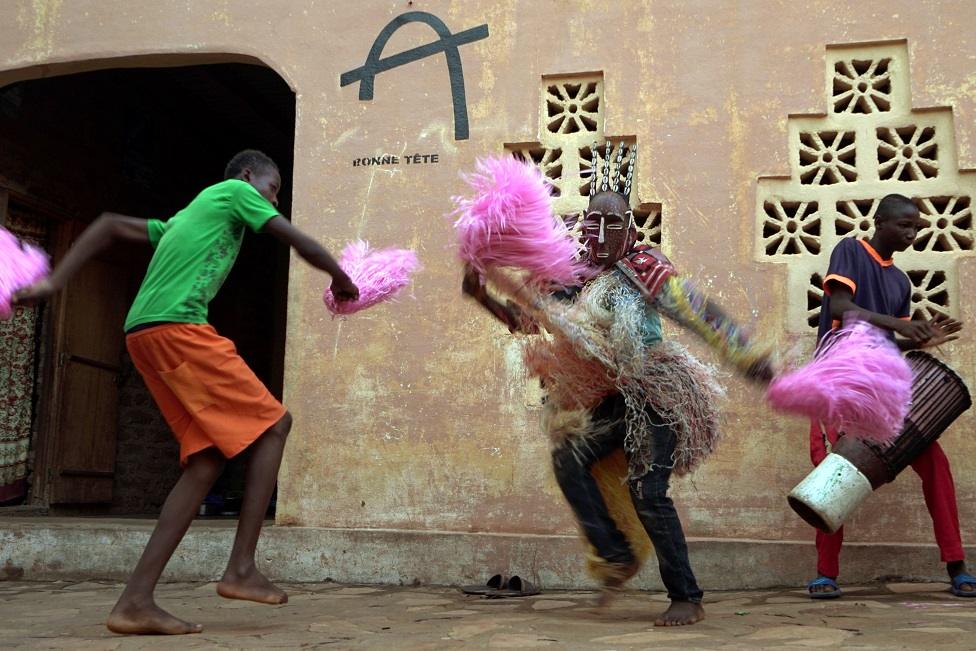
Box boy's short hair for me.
[875,193,918,222]
[224,150,278,180]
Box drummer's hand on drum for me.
[895,318,941,344]
[920,313,962,348]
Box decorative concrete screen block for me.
[756,40,975,332]
[906,269,950,320]
[504,72,663,248]
[632,203,662,247]
[877,124,939,181]
[914,196,973,252]
[835,199,877,238]
[508,145,564,197]
[797,130,857,185]
[545,79,601,135]
[832,57,893,114]
[761,199,822,256]
[806,273,825,329]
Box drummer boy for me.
[806,193,973,599]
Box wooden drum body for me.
[788,351,972,533]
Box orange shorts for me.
[126,323,287,466]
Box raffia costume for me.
[480,141,768,596]
[514,243,753,590]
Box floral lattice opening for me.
[913,196,973,252]
[907,269,950,319]
[877,126,939,181]
[762,200,821,256]
[832,58,892,114]
[798,131,857,185]
[545,81,600,135]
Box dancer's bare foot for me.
[654,600,705,626]
[106,598,202,635]
[217,566,288,604]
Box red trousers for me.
[809,420,965,578]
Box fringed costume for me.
[523,267,726,481]
[456,143,771,604]
[495,245,738,599]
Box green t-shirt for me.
[124,179,280,331]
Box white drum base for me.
[787,452,874,534]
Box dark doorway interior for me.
[0,62,295,514]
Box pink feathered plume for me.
[452,156,584,286]
[766,318,912,443]
[0,226,50,320]
[323,240,420,317]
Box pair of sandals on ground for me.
[808,573,976,599]
[460,574,540,598]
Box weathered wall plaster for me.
[1,1,975,566]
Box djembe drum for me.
[788,350,972,533]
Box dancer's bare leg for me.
[217,412,292,605]
[107,448,226,635]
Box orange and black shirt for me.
[817,237,911,342]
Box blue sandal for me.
[807,576,842,599]
[951,573,976,597]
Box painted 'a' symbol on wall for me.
[340,11,489,141]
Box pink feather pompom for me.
[323,240,420,317]
[0,226,50,320]
[766,319,913,442]
[452,156,585,285]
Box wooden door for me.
[47,235,129,504]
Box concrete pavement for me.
[2,579,974,650]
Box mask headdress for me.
[612,141,625,189]
[589,140,598,197]
[587,140,639,205]
[623,143,637,201]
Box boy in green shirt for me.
[16,150,358,635]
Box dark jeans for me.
[551,393,703,603]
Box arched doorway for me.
[0,60,295,514]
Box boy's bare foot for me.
[654,600,704,626]
[106,598,202,635]
[217,566,288,604]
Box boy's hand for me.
[330,273,359,302]
[12,278,56,306]
[919,313,962,348]
[895,318,940,343]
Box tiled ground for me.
[1,580,974,650]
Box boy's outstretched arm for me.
[13,212,150,305]
[261,216,359,301]
[826,283,960,349]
